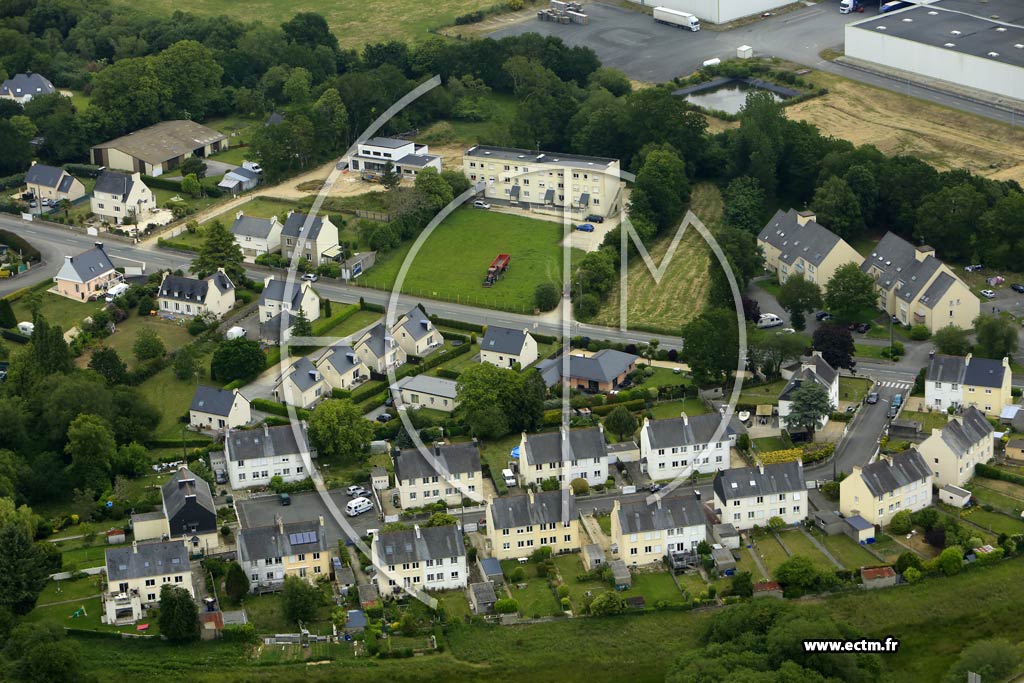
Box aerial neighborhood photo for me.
[1,0,1023,680]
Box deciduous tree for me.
[777,274,822,331]
[973,314,1018,360]
[932,325,972,356]
[65,414,116,492]
[158,584,199,642]
[88,347,128,385]
[133,327,165,361]
[210,338,266,382]
[811,176,864,241]
[786,382,833,438]
[282,575,321,623]
[812,324,856,370]
[824,263,877,323]
[308,399,374,463]
[604,405,637,441]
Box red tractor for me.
[483,254,510,287]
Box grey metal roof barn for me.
[489,490,577,530]
[713,461,805,502]
[375,525,464,565]
[394,442,481,482]
[106,540,189,581]
[91,120,227,166]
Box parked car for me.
[473,200,491,209]
[346,485,366,497]
[1011,284,1024,294]
[892,393,903,408]
[866,392,879,405]
[965,264,983,272]
[214,469,227,484]
[815,311,832,321]
[887,405,898,419]
[301,273,319,282]
[279,492,291,506]
[376,413,393,423]
[647,483,663,493]
[585,214,605,223]
[981,289,996,299]
[576,223,595,232]
[756,313,783,329]
[854,322,871,333]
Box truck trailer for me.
[839,0,865,13]
[653,6,700,31]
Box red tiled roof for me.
[860,566,896,581]
[754,581,781,591]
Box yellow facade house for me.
[238,516,331,592]
[394,441,483,508]
[611,492,706,567]
[757,209,862,291]
[840,450,933,527]
[486,489,581,561]
[916,406,994,488]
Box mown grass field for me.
[591,183,720,333]
[808,527,880,571]
[12,289,105,332]
[358,208,579,314]
[776,529,836,573]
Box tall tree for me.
[0,119,32,175]
[843,164,879,225]
[0,299,16,328]
[811,176,864,241]
[786,382,833,438]
[133,327,166,361]
[88,347,128,385]
[824,263,877,323]
[604,406,638,441]
[0,499,51,615]
[777,274,822,331]
[932,325,972,356]
[973,314,1018,360]
[91,57,169,131]
[224,562,249,602]
[380,161,400,191]
[152,40,224,119]
[629,146,689,231]
[65,414,116,492]
[311,87,349,152]
[681,308,739,386]
[914,183,987,262]
[414,166,453,210]
[190,220,245,283]
[291,308,313,337]
[723,175,765,234]
[282,575,321,623]
[158,585,199,642]
[748,328,807,379]
[308,399,374,463]
[812,324,856,370]
[210,338,266,382]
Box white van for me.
[104,283,129,303]
[756,313,783,329]
[501,469,517,488]
[345,497,373,517]
[225,326,246,340]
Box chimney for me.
[132,540,138,554]
[1004,356,1010,369]
[757,463,764,475]
[597,423,604,436]
[528,489,535,505]
[276,515,284,535]
[319,515,325,528]
[236,210,244,219]
[434,442,442,457]
[680,411,689,426]
[64,255,73,263]
[30,160,36,167]
[642,416,650,430]
[414,524,421,539]
[965,352,972,366]
[795,211,815,227]
[264,423,270,438]
[94,241,105,251]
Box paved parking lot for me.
[236,489,379,546]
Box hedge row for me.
[222,378,246,391]
[350,380,387,404]
[311,303,360,336]
[0,229,42,262]
[145,438,214,448]
[592,398,645,416]
[0,173,25,191]
[251,398,312,421]
[142,175,184,192]
[360,300,384,313]
[1,328,30,344]
[431,316,484,333]
[64,163,103,179]
[976,463,1024,487]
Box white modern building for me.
[713,461,807,531]
[347,137,442,179]
[844,0,1024,101]
[632,0,792,24]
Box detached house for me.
[862,232,978,334]
[486,490,580,561]
[480,326,539,369]
[757,209,863,290]
[393,375,458,413]
[24,162,85,203]
[54,242,121,301]
[347,137,442,179]
[917,406,994,488]
[713,461,807,531]
[394,441,483,508]
[90,170,156,225]
[372,524,467,596]
[537,349,638,392]
[354,323,407,373]
[258,277,320,343]
[132,467,220,552]
[280,212,340,268]
[222,423,314,489]
[274,356,328,409]
[639,412,735,480]
[103,540,192,624]
[230,213,283,263]
[519,425,609,488]
[238,516,331,592]
[315,345,369,391]
[840,450,933,527]
[392,304,444,357]
[925,353,1012,417]
[158,269,235,319]
[0,72,56,104]
[778,352,839,432]
[611,492,706,566]
[189,385,251,431]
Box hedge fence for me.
[251,398,312,421]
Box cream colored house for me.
[223,423,314,489]
[189,385,251,431]
[463,145,622,218]
[131,467,221,553]
[392,304,443,358]
[394,441,483,508]
[480,326,539,369]
[90,170,156,225]
[280,211,340,268]
[231,213,283,263]
[158,269,235,319]
[518,426,609,488]
[639,412,736,480]
[925,353,1012,416]
[712,461,806,531]
[273,357,328,409]
[840,450,933,527]
[238,516,331,592]
[394,375,458,413]
[53,242,121,301]
[862,232,979,334]
[757,209,863,291]
[316,345,369,391]
[486,490,580,561]
[372,524,467,595]
[354,323,407,373]
[90,120,227,177]
[104,540,192,624]
[258,277,321,343]
[611,492,706,566]
[24,162,85,203]
[917,406,994,488]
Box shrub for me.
[889,509,913,535]
[494,598,519,614]
[508,566,526,582]
[902,566,922,584]
[909,324,930,341]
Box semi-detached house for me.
[230,213,283,263]
[238,516,331,592]
[925,353,1012,417]
[131,467,220,553]
[373,524,467,595]
[611,492,706,567]
[713,461,807,531]
[103,540,192,624]
[840,450,933,527]
[518,425,609,487]
[917,406,994,488]
[158,269,235,319]
[280,211,340,268]
[639,412,735,480]
[222,423,314,489]
[486,490,580,561]
[394,442,483,508]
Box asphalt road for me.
[490,1,1022,127]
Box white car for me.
[981,289,996,299]
[345,485,368,497]
[473,200,491,209]
[301,273,319,282]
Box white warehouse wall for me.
[845,25,1024,101]
[638,0,791,24]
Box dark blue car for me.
[576,223,595,232]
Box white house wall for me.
[632,0,791,23]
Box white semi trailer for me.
[653,6,700,30]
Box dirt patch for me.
[785,71,1024,185]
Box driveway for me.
[236,489,380,545]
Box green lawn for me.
[595,513,611,536]
[61,543,128,572]
[244,588,334,635]
[66,89,92,111]
[754,278,782,298]
[737,379,787,407]
[853,343,889,360]
[900,410,950,432]
[958,506,1024,536]
[776,530,836,572]
[13,290,105,332]
[153,187,221,215]
[869,533,912,562]
[426,94,520,145]
[752,434,794,453]
[425,343,479,377]
[674,572,707,598]
[137,358,217,440]
[92,316,195,370]
[40,575,105,604]
[436,590,472,622]
[967,482,1024,516]
[356,208,582,314]
[809,528,880,571]
[838,377,873,403]
[752,534,791,577]
[477,433,523,495]
[735,545,767,581]
[647,398,710,419]
[620,572,686,606]
[220,196,301,223]
[25,596,163,635]
[500,560,561,617]
[635,366,689,390]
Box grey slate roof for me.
[239,519,327,563]
[482,326,530,355]
[939,406,993,453]
[757,209,844,268]
[862,232,954,305]
[567,349,637,383]
[226,423,308,462]
[281,356,322,393]
[94,170,137,200]
[162,467,215,521]
[190,385,240,416]
[24,163,66,188]
[470,582,497,605]
[106,540,188,581]
[394,374,457,400]
[58,175,75,192]
[357,323,390,358]
[616,492,705,534]
[281,212,325,240]
[489,490,577,530]
[713,461,805,502]
[318,345,361,374]
[779,362,835,403]
[0,72,55,99]
[397,304,433,342]
[857,449,931,497]
[927,354,966,384]
[644,413,730,449]
[394,442,481,482]
[160,271,233,303]
[259,278,306,308]
[231,214,277,238]
[964,356,1006,388]
[919,272,956,307]
[376,525,464,565]
[522,426,607,466]
[58,244,116,283]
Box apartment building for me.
[486,490,580,561]
[394,441,483,508]
[639,412,735,480]
[222,423,314,489]
[917,406,994,488]
[611,492,706,566]
[757,209,863,290]
[713,461,807,531]
[518,425,609,487]
[238,516,331,592]
[372,524,467,595]
[840,450,933,527]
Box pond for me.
[682,81,784,115]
